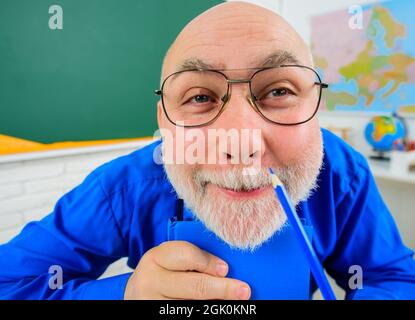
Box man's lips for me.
[207,183,271,199]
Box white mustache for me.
[194,167,277,192]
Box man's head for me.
[157,1,324,250]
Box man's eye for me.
[268,88,292,97]
[190,95,211,103]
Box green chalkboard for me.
[0,0,222,143]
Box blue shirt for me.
[0,129,414,300]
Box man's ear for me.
[157,100,165,129]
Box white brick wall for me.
[0,141,153,277]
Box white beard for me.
[163,137,323,251]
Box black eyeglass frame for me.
[155,64,329,128]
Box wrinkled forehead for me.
[162,51,311,84]
[161,2,312,81]
[163,38,312,81]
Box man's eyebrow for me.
[174,50,300,73]
[260,50,300,67]
[176,58,225,72]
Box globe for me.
[365,115,406,152]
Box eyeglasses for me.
[155,65,328,127]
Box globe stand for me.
[369,150,390,161]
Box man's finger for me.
[152,241,228,277]
[158,269,251,300]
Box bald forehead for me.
[162,2,311,79]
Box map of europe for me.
[311,0,415,113]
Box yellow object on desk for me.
[0,134,150,156]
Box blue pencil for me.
[269,168,336,300]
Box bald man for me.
[1,2,414,300]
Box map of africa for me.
[311,0,415,113]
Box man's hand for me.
[124,241,251,300]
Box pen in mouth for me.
[268,167,336,300]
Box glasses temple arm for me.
[315,82,329,88]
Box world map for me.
[311,0,415,113]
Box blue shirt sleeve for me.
[325,156,415,299]
[0,171,131,300]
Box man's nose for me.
[220,132,263,165]
[215,87,265,165]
